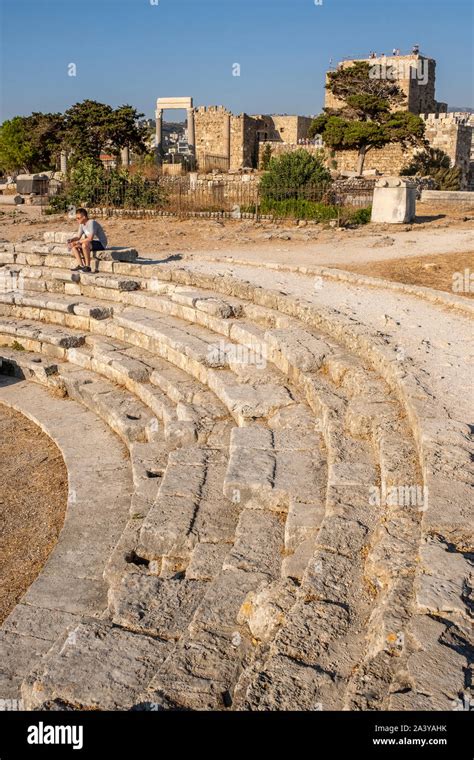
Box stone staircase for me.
[0,233,471,711]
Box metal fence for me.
[54,177,374,221]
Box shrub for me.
[348,206,372,224]
[47,195,71,213]
[48,158,167,211]
[260,149,332,202]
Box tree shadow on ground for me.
[139,253,183,265]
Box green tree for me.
[260,149,331,200]
[63,100,148,167]
[402,147,462,190]
[0,117,34,173]
[63,100,114,165]
[25,112,65,170]
[309,61,425,175]
[107,105,149,162]
[260,142,273,170]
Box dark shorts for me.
[91,240,105,252]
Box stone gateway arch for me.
[155,96,195,156]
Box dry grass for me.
[0,404,68,623]
[342,251,474,298]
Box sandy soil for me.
[344,251,474,298]
[0,403,68,623]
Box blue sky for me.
[1,0,473,121]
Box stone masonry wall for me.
[252,115,313,144]
[422,113,473,189]
[329,114,473,189]
[194,108,313,171]
[194,106,232,166]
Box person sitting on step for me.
[67,208,108,272]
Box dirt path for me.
[174,258,473,429]
[0,403,68,623]
[1,204,473,268]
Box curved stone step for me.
[0,378,132,702]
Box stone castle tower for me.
[324,53,473,188]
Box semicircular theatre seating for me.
[0,233,470,712]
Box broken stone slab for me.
[242,651,345,711]
[139,495,199,560]
[208,371,294,423]
[0,349,59,383]
[142,626,251,711]
[284,497,326,552]
[281,538,317,581]
[129,441,168,503]
[223,444,275,506]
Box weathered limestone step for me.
[138,447,233,566]
[0,316,87,358]
[12,236,139,263]
[21,622,172,711]
[0,288,113,320]
[207,369,294,425]
[0,347,59,383]
[56,364,159,445]
[223,426,325,513]
[129,440,169,517]
[0,379,131,701]
[1,263,141,293]
[109,573,208,640]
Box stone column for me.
[60,150,68,174]
[120,146,130,167]
[155,108,163,157]
[187,108,195,152]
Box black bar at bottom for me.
[0,710,471,757]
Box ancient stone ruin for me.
[0,230,471,711]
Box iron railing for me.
[52,177,374,221]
